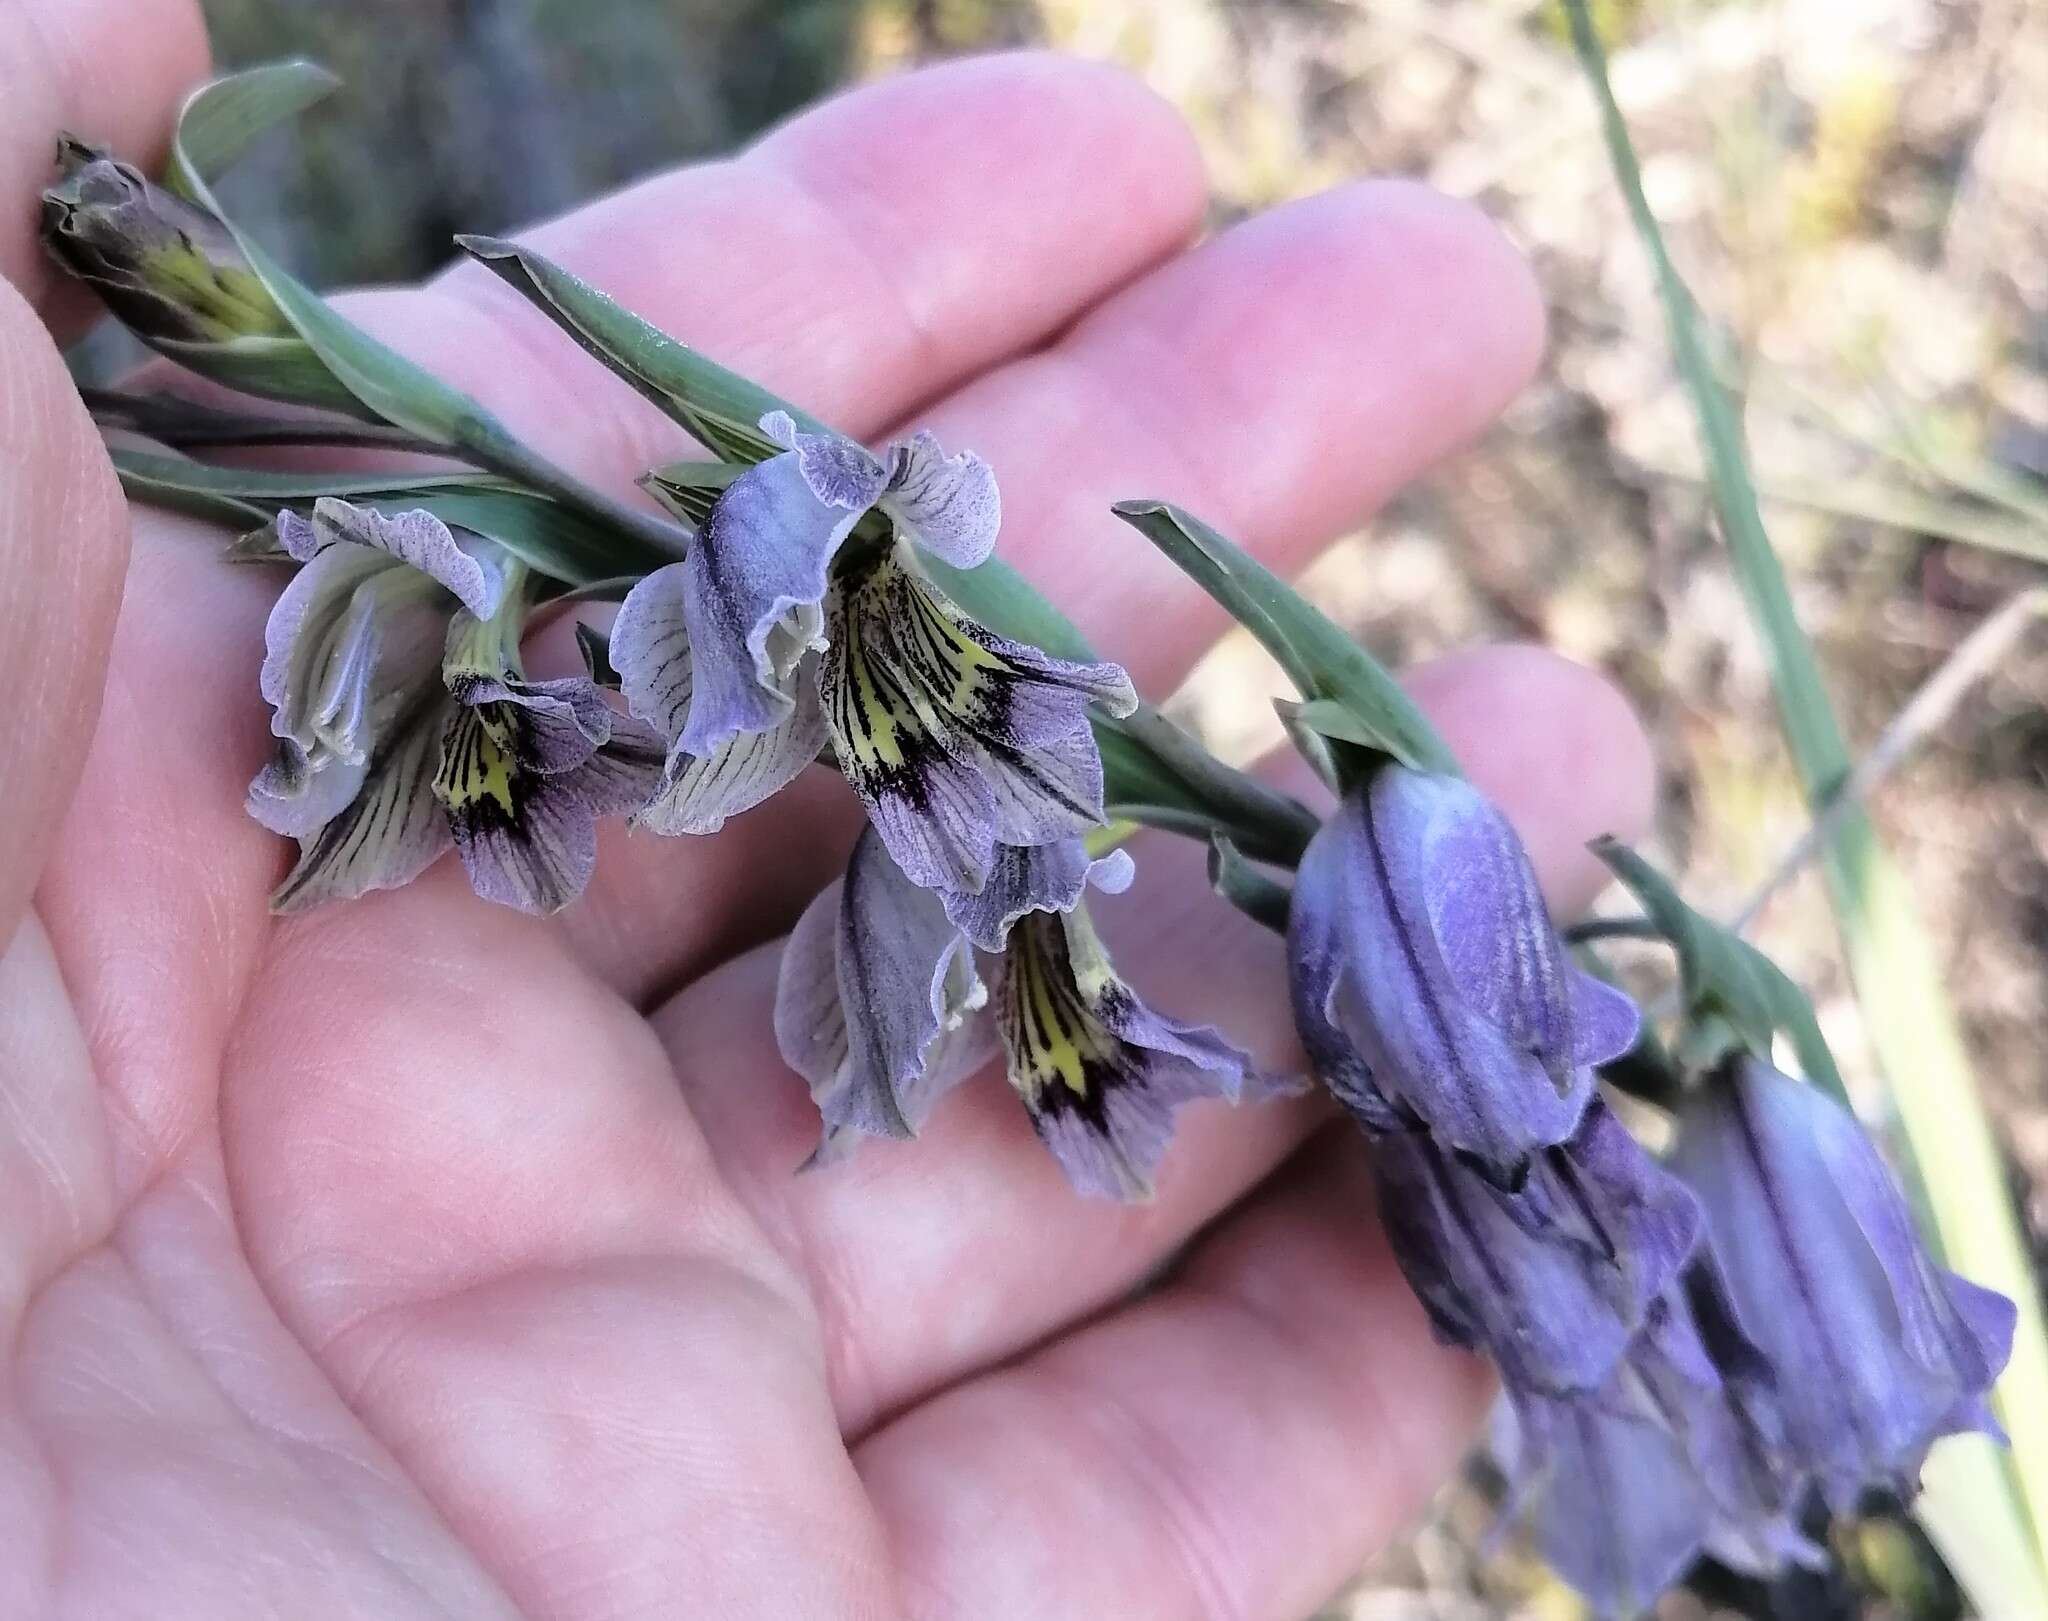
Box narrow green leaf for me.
[108,445,507,502]
[457,235,829,462]
[1592,838,1844,1099]
[1112,499,1457,775]
[147,332,366,417]
[160,60,338,195]
[108,446,635,585]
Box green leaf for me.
[1112,500,1457,776]
[108,446,631,585]
[641,460,747,527]
[1592,837,1844,1099]
[161,59,337,195]
[456,235,829,463]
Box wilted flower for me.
[42,137,287,342]
[1667,1057,2016,1510]
[776,827,1271,1199]
[1289,765,1639,1177]
[612,411,1136,910]
[252,499,661,914]
[1373,1100,1699,1400]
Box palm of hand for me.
[0,18,1652,1621]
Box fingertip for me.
[1276,178,1547,483]
[1408,643,1656,913]
[754,49,1208,368]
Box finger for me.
[0,280,129,938]
[601,175,1548,1001]
[656,645,1656,1433]
[429,50,1205,477]
[905,177,1547,685]
[857,1128,1488,1621]
[1,0,210,331]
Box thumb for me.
[0,277,129,937]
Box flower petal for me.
[997,907,1253,1201]
[678,450,865,757]
[612,561,695,748]
[1672,1060,2016,1508]
[940,838,1126,952]
[1376,1101,1701,1397]
[775,829,992,1154]
[635,674,825,835]
[822,558,1125,893]
[247,738,368,839]
[1502,1395,1717,1619]
[310,498,509,620]
[448,767,598,915]
[269,692,454,911]
[1302,775,1597,1175]
[880,429,1001,567]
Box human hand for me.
[0,3,1653,1616]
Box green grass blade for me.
[1561,0,2048,1603]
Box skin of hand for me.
[0,1,1656,1616]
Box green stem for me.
[1113,703,1322,866]
[1564,0,2048,1592]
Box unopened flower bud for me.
[41,137,289,343]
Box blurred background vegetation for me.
[190,0,2048,1616]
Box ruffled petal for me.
[635,661,825,835]
[775,829,992,1156]
[940,838,1130,952]
[246,738,368,839]
[611,562,695,750]
[677,445,867,758]
[880,429,1001,567]
[309,498,509,620]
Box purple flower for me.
[1374,1100,1700,1400]
[1497,1260,1820,1617]
[611,412,1136,912]
[775,829,1275,1200]
[254,500,662,914]
[994,897,1282,1200]
[248,500,510,843]
[1289,766,1639,1176]
[1668,1058,2016,1510]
